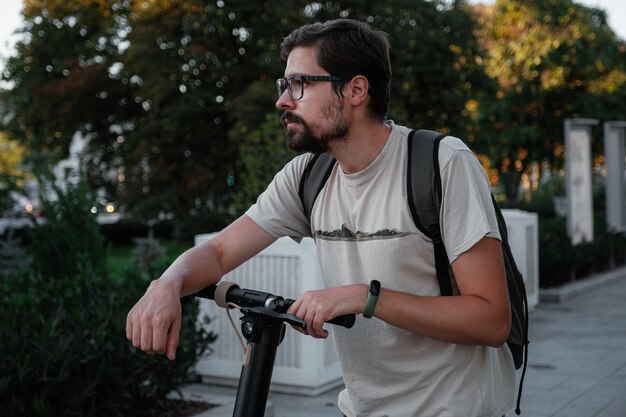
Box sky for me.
[0,0,625,69]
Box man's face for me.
[276,46,350,153]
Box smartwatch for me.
[363,280,381,318]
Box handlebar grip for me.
[194,282,356,329]
[327,314,356,329]
[214,281,240,308]
[194,285,217,300]
[283,299,356,329]
[194,281,272,308]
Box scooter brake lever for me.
[239,306,306,328]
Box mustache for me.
[280,111,305,127]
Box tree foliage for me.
[2,0,484,239]
[230,0,488,208]
[1,0,625,235]
[469,0,626,200]
[0,132,27,214]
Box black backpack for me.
[298,129,529,415]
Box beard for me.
[280,100,350,154]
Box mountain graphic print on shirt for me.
[314,223,414,241]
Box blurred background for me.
[1,0,625,240]
[0,1,625,416]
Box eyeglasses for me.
[276,75,346,101]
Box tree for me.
[117,0,242,239]
[118,0,317,238]
[469,0,626,201]
[0,0,530,237]
[1,0,135,219]
[233,0,488,208]
[0,132,27,215]
[1,0,130,160]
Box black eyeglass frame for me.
[276,75,347,101]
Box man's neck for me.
[329,120,392,174]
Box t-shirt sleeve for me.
[245,153,314,240]
[438,137,500,263]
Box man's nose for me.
[276,89,294,110]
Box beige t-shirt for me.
[246,123,515,417]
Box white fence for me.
[502,209,540,312]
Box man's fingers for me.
[312,313,329,338]
[152,317,169,355]
[289,323,307,334]
[126,312,133,341]
[166,318,181,361]
[132,314,142,349]
[288,294,332,338]
[140,316,154,352]
[126,280,184,358]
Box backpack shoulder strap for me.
[407,129,453,296]
[299,152,336,220]
[299,130,453,296]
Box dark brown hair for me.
[280,19,391,120]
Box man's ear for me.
[346,75,369,106]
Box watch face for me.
[370,280,381,296]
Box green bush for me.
[27,176,107,280]
[0,229,32,282]
[132,235,167,276]
[512,175,626,288]
[537,212,625,287]
[0,173,216,416]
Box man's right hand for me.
[125,215,277,360]
[126,279,182,361]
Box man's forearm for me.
[156,241,224,298]
[374,288,511,347]
[156,214,278,298]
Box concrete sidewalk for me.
[179,269,626,417]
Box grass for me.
[106,239,189,278]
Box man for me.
[127,19,515,416]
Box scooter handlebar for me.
[194,281,356,329]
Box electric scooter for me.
[195,281,355,417]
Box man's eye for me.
[290,78,302,88]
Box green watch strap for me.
[363,280,381,318]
